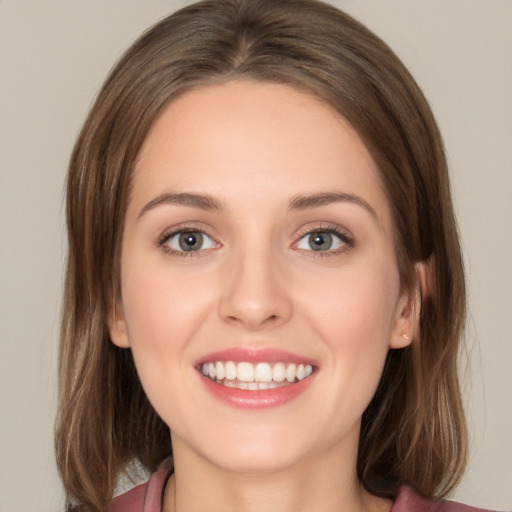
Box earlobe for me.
[389,260,430,349]
[108,300,130,348]
[389,291,417,349]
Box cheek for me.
[119,264,210,424]
[122,253,213,343]
[119,256,212,387]
[299,259,399,402]
[303,257,399,336]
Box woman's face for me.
[110,80,414,473]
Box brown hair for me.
[55,0,467,510]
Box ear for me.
[108,299,130,348]
[389,260,430,349]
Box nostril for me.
[218,282,294,330]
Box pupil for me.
[310,232,332,251]
[179,232,203,251]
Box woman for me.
[55,1,488,510]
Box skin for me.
[109,80,418,512]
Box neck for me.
[163,433,392,512]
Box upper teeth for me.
[201,361,313,383]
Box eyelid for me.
[157,223,221,256]
[291,223,354,254]
[155,221,353,257]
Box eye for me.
[161,230,217,253]
[296,230,349,252]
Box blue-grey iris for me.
[179,232,203,251]
[309,232,332,251]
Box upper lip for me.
[195,347,318,367]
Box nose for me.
[218,246,293,331]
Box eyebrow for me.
[138,192,224,219]
[288,192,378,219]
[138,190,377,220]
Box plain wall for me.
[0,1,510,510]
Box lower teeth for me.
[216,379,291,390]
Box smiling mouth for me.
[200,361,314,390]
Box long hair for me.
[55,1,467,510]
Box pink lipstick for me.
[196,348,317,409]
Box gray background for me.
[0,1,511,510]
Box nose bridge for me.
[218,235,292,330]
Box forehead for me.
[137,81,373,166]
[131,80,390,224]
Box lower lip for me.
[199,374,315,409]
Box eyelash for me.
[157,225,218,258]
[293,224,354,257]
[157,223,354,258]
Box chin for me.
[206,444,307,474]
[171,419,317,474]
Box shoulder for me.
[108,462,171,512]
[392,487,499,512]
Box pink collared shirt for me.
[108,467,495,512]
